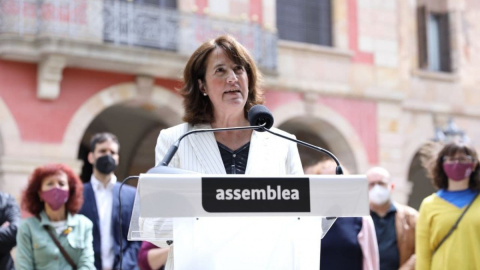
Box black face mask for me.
[95,155,117,174]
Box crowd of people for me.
[1,35,479,269]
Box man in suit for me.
[79,132,140,270]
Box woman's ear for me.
[198,79,204,91]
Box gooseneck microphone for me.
[157,104,343,175]
[248,105,344,175]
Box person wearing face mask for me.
[79,132,140,270]
[16,163,95,269]
[416,141,480,269]
[366,167,418,270]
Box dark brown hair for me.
[90,132,119,152]
[180,35,264,124]
[22,163,84,215]
[428,142,480,190]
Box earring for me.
[203,92,207,96]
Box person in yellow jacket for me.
[416,141,480,270]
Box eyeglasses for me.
[443,155,474,164]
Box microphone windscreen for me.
[248,105,274,131]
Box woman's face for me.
[40,171,69,193]
[200,47,249,116]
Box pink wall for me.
[154,78,183,95]
[348,0,374,64]
[264,90,378,164]
[264,91,303,110]
[0,60,129,143]
[320,96,378,164]
[195,0,208,14]
[0,60,184,144]
[249,0,263,24]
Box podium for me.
[128,173,369,270]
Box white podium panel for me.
[173,217,322,270]
[128,174,369,270]
[137,174,368,218]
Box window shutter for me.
[417,6,428,69]
[438,13,452,72]
[277,0,332,46]
[317,0,332,46]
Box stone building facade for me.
[1,0,480,210]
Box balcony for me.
[0,0,277,73]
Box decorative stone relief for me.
[303,92,318,115]
[37,55,66,100]
[136,75,155,98]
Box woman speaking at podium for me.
[155,35,302,175]
[153,35,306,269]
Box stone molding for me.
[37,54,66,100]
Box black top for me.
[0,192,20,270]
[371,204,399,270]
[320,217,363,270]
[217,142,250,174]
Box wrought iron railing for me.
[0,0,277,70]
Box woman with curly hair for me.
[416,141,480,269]
[16,163,94,270]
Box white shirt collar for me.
[90,174,117,191]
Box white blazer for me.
[155,123,303,175]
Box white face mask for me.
[369,184,391,205]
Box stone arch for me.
[62,83,184,181]
[272,101,369,174]
[0,98,21,156]
[0,98,23,193]
[62,83,184,159]
[403,114,437,207]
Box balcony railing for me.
[0,0,277,70]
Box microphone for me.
[249,105,341,224]
[248,105,344,175]
[155,104,343,175]
[247,104,274,131]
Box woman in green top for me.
[16,163,95,270]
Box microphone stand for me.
[259,126,341,228]
[118,175,139,270]
[259,127,344,175]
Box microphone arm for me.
[260,127,344,175]
[160,123,267,166]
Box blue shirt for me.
[371,204,399,270]
[437,188,478,208]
